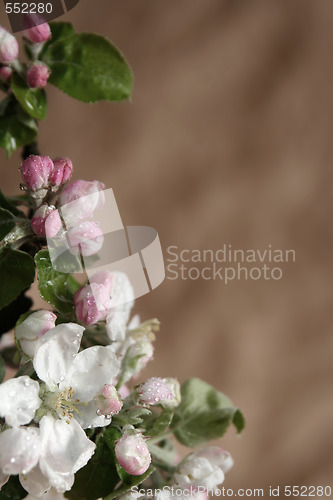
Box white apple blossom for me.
[173,447,233,490]
[32,322,121,428]
[19,415,96,495]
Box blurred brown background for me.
[1,0,333,495]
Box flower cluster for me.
[0,156,240,500]
[0,15,51,89]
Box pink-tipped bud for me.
[49,157,73,187]
[60,180,105,224]
[20,155,53,191]
[138,377,174,406]
[27,62,50,89]
[31,204,62,238]
[74,283,111,325]
[15,310,57,358]
[115,433,151,476]
[96,385,122,416]
[0,65,12,82]
[67,220,104,257]
[23,14,51,43]
[89,270,114,295]
[0,27,18,63]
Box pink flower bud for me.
[23,14,51,43]
[60,180,105,224]
[0,27,18,63]
[0,65,12,82]
[49,157,73,187]
[20,155,53,191]
[138,377,174,406]
[67,220,104,257]
[90,270,114,295]
[15,310,57,358]
[96,384,122,416]
[31,204,62,238]
[115,433,151,476]
[74,283,111,325]
[27,62,50,89]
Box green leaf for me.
[0,475,27,500]
[50,21,75,41]
[42,33,133,103]
[0,247,35,310]
[11,72,47,120]
[39,21,75,59]
[0,95,37,157]
[0,291,32,336]
[171,378,244,447]
[103,466,155,500]
[145,409,174,437]
[66,432,120,500]
[233,408,246,433]
[0,208,15,241]
[112,407,152,427]
[35,249,81,314]
[0,353,5,383]
[0,190,22,216]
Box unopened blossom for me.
[15,310,57,358]
[89,269,114,294]
[0,26,18,63]
[0,65,12,82]
[122,339,154,382]
[49,157,73,187]
[27,62,50,89]
[0,376,41,427]
[115,432,151,476]
[20,155,53,191]
[174,447,234,490]
[67,220,104,257]
[95,384,122,416]
[60,179,105,225]
[138,377,174,406]
[23,14,51,43]
[159,378,181,409]
[74,283,111,325]
[33,322,120,429]
[31,204,62,238]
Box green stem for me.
[147,430,173,445]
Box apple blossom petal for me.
[39,416,95,493]
[0,470,9,489]
[0,427,40,475]
[33,324,84,388]
[0,376,41,427]
[15,310,57,358]
[61,346,119,402]
[73,400,111,429]
[20,465,51,497]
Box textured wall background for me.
[1,0,333,494]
